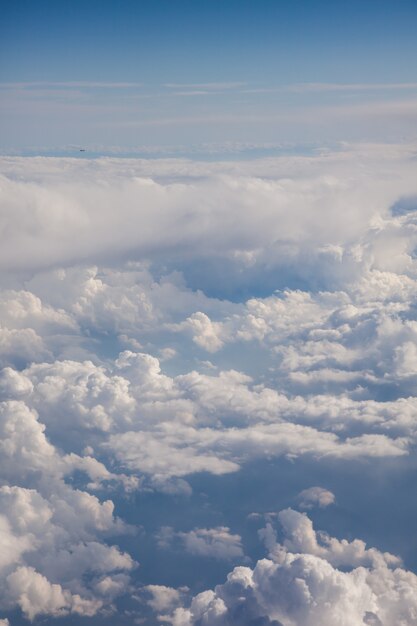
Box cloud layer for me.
[163,510,417,626]
[1,145,417,623]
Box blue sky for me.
[1,0,417,151]
[2,0,417,84]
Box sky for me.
[1,2,417,626]
[1,0,417,152]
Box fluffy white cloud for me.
[6,566,102,620]
[107,420,408,483]
[1,147,417,623]
[0,326,50,367]
[157,526,244,561]
[179,527,244,561]
[0,400,135,618]
[1,145,416,285]
[0,400,60,481]
[144,585,184,613]
[297,486,335,509]
[1,345,414,491]
[165,510,417,626]
[261,509,400,570]
[0,290,76,333]
[0,482,134,617]
[174,312,227,352]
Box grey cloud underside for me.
[0,146,417,623]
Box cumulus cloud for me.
[164,510,417,626]
[297,487,335,509]
[0,481,134,618]
[176,312,226,352]
[144,585,184,613]
[157,526,244,561]
[6,566,102,620]
[0,344,414,492]
[1,145,416,288]
[1,146,417,623]
[260,509,400,570]
[0,399,135,618]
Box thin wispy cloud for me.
[0,81,144,89]
[285,81,417,92]
[164,81,246,90]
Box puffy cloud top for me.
[1,147,417,624]
[166,510,417,626]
